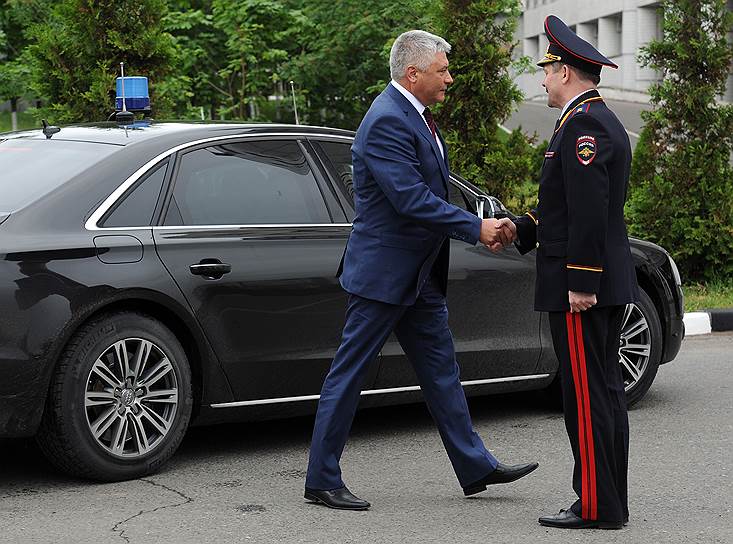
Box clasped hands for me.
[480,218,517,253]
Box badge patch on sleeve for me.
[576,135,597,165]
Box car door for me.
[438,180,541,379]
[153,136,365,402]
[310,137,541,390]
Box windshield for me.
[0,138,119,212]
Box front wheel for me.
[36,312,193,481]
[620,288,662,407]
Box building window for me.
[525,36,539,59]
[598,13,622,58]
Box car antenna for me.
[115,62,134,126]
[289,81,300,125]
[41,119,61,139]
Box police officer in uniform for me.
[509,15,639,529]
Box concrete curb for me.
[683,308,733,335]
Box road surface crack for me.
[112,478,193,543]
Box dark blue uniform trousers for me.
[305,276,498,490]
[549,306,629,523]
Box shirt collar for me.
[560,89,597,119]
[390,80,427,115]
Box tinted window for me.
[449,181,476,214]
[0,139,118,211]
[165,140,331,226]
[101,160,168,227]
[313,141,354,219]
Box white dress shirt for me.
[390,80,445,158]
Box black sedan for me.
[0,122,684,481]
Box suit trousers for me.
[549,306,630,523]
[305,275,498,490]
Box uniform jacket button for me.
[536,242,540,248]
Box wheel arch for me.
[37,293,234,430]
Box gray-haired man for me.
[303,30,538,511]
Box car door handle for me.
[189,260,231,279]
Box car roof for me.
[1,121,356,147]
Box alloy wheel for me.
[618,303,652,392]
[84,338,179,458]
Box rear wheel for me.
[37,312,192,481]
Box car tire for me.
[36,312,193,481]
[621,287,662,408]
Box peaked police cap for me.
[537,15,618,76]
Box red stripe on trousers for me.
[574,312,597,520]
[566,312,589,519]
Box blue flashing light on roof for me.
[116,76,150,112]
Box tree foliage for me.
[284,0,433,129]
[437,0,542,208]
[23,0,179,123]
[209,0,305,120]
[0,1,42,117]
[627,0,733,282]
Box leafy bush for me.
[627,0,733,282]
[24,0,180,123]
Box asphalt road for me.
[504,99,652,149]
[1,333,731,544]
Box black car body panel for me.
[629,238,685,363]
[0,122,684,438]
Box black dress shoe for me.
[462,461,539,496]
[538,508,623,530]
[304,486,370,510]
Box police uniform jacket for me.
[513,89,639,312]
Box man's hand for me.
[480,218,517,253]
[568,291,597,313]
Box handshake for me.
[480,218,517,253]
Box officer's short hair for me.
[390,30,451,81]
[550,62,601,86]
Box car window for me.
[312,141,355,220]
[0,139,118,212]
[101,160,168,227]
[449,181,477,214]
[164,140,331,226]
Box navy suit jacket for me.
[339,84,482,306]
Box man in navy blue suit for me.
[304,30,538,511]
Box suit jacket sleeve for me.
[363,113,482,244]
[560,114,610,294]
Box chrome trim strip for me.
[84,132,355,231]
[210,373,551,408]
[152,223,353,231]
[90,224,353,232]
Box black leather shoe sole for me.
[304,491,370,511]
[538,517,623,530]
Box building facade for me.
[515,0,733,103]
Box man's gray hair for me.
[389,30,451,81]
